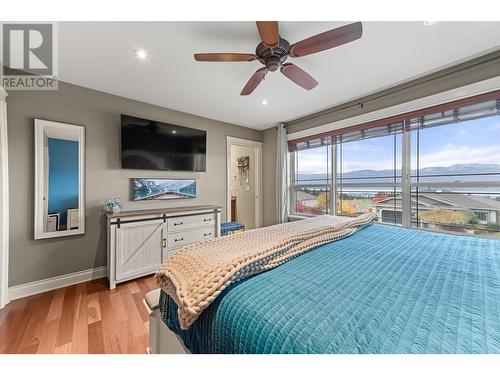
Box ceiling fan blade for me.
[280,63,318,90]
[289,22,362,57]
[194,53,257,62]
[240,67,268,96]
[256,21,279,46]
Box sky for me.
[297,115,500,174]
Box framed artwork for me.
[131,178,197,201]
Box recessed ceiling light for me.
[423,21,438,26]
[172,130,177,134]
[135,49,148,60]
[261,99,268,106]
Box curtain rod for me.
[288,89,500,149]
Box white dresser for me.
[106,205,221,289]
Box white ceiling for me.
[58,21,500,130]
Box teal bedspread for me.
[159,224,500,353]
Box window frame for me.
[288,94,500,238]
[472,210,489,223]
[289,144,334,217]
[335,130,403,223]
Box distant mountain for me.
[416,164,500,175]
[158,180,194,191]
[297,164,500,184]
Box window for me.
[410,102,500,237]
[337,188,401,223]
[473,211,489,222]
[290,142,332,216]
[411,188,500,236]
[337,128,402,225]
[288,94,500,238]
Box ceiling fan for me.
[194,21,363,95]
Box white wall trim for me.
[288,76,500,141]
[226,136,263,148]
[226,136,263,229]
[8,266,106,301]
[0,87,9,309]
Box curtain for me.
[276,123,288,223]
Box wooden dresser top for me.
[105,204,222,219]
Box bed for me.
[155,224,500,354]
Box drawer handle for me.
[204,218,212,222]
[163,238,166,248]
[204,232,212,237]
[174,222,184,226]
[174,238,184,242]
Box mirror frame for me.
[34,119,85,239]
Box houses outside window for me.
[288,95,500,238]
[290,141,332,216]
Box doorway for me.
[226,137,262,230]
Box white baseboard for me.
[8,266,107,302]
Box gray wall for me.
[7,82,262,286]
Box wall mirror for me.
[34,119,85,239]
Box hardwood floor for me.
[0,275,157,354]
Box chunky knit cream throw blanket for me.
[155,213,377,329]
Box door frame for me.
[226,136,263,229]
[0,87,9,309]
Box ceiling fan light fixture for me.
[265,56,281,72]
[194,21,363,95]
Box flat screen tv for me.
[121,115,206,171]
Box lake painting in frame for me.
[132,178,196,201]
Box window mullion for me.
[331,141,336,216]
[402,120,411,228]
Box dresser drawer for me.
[167,226,215,250]
[167,213,215,232]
